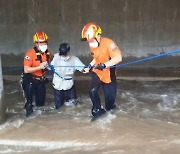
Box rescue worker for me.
[21,31,53,117]
[50,43,85,109]
[82,23,122,120]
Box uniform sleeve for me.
[108,40,122,58]
[74,57,85,72]
[24,50,33,67]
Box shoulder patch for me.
[110,43,118,52]
[25,56,30,60]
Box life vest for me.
[24,47,52,77]
[33,47,51,77]
[34,47,51,64]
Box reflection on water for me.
[0,78,180,154]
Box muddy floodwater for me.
[0,77,180,154]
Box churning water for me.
[0,77,180,154]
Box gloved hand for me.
[95,63,106,70]
[39,61,48,69]
[83,64,93,73]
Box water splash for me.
[0,119,24,130]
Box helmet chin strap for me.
[95,38,100,47]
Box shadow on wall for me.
[1,53,180,77]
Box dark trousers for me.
[54,85,77,109]
[90,68,117,116]
[21,73,46,116]
[24,81,46,107]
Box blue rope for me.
[51,65,85,68]
[115,49,180,68]
[51,49,180,69]
[48,64,61,78]
[48,64,72,80]
[2,49,180,73]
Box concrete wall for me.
[1,0,180,56]
[0,0,180,59]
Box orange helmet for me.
[81,22,102,42]
[33,31,48,43]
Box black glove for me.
[95,63,106,70]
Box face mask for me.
[39,44,47,53]
[89,40,99,48]
[86,27,95,41]
[60,56,70,61]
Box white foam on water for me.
[8,90,19,94]
[0,148,28,154]
[158,94,178,111]
[169,139,180,144]
[6,108,19,114]
[93,112,117,130]
[0,119,24,130]
[0,140,99,150]
[102,150,125,154]
[150,139,168,143]
[167,121,180,125]
[26,110,43,119]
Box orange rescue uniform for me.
[24,48,53,77]
[90,37,121,83]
